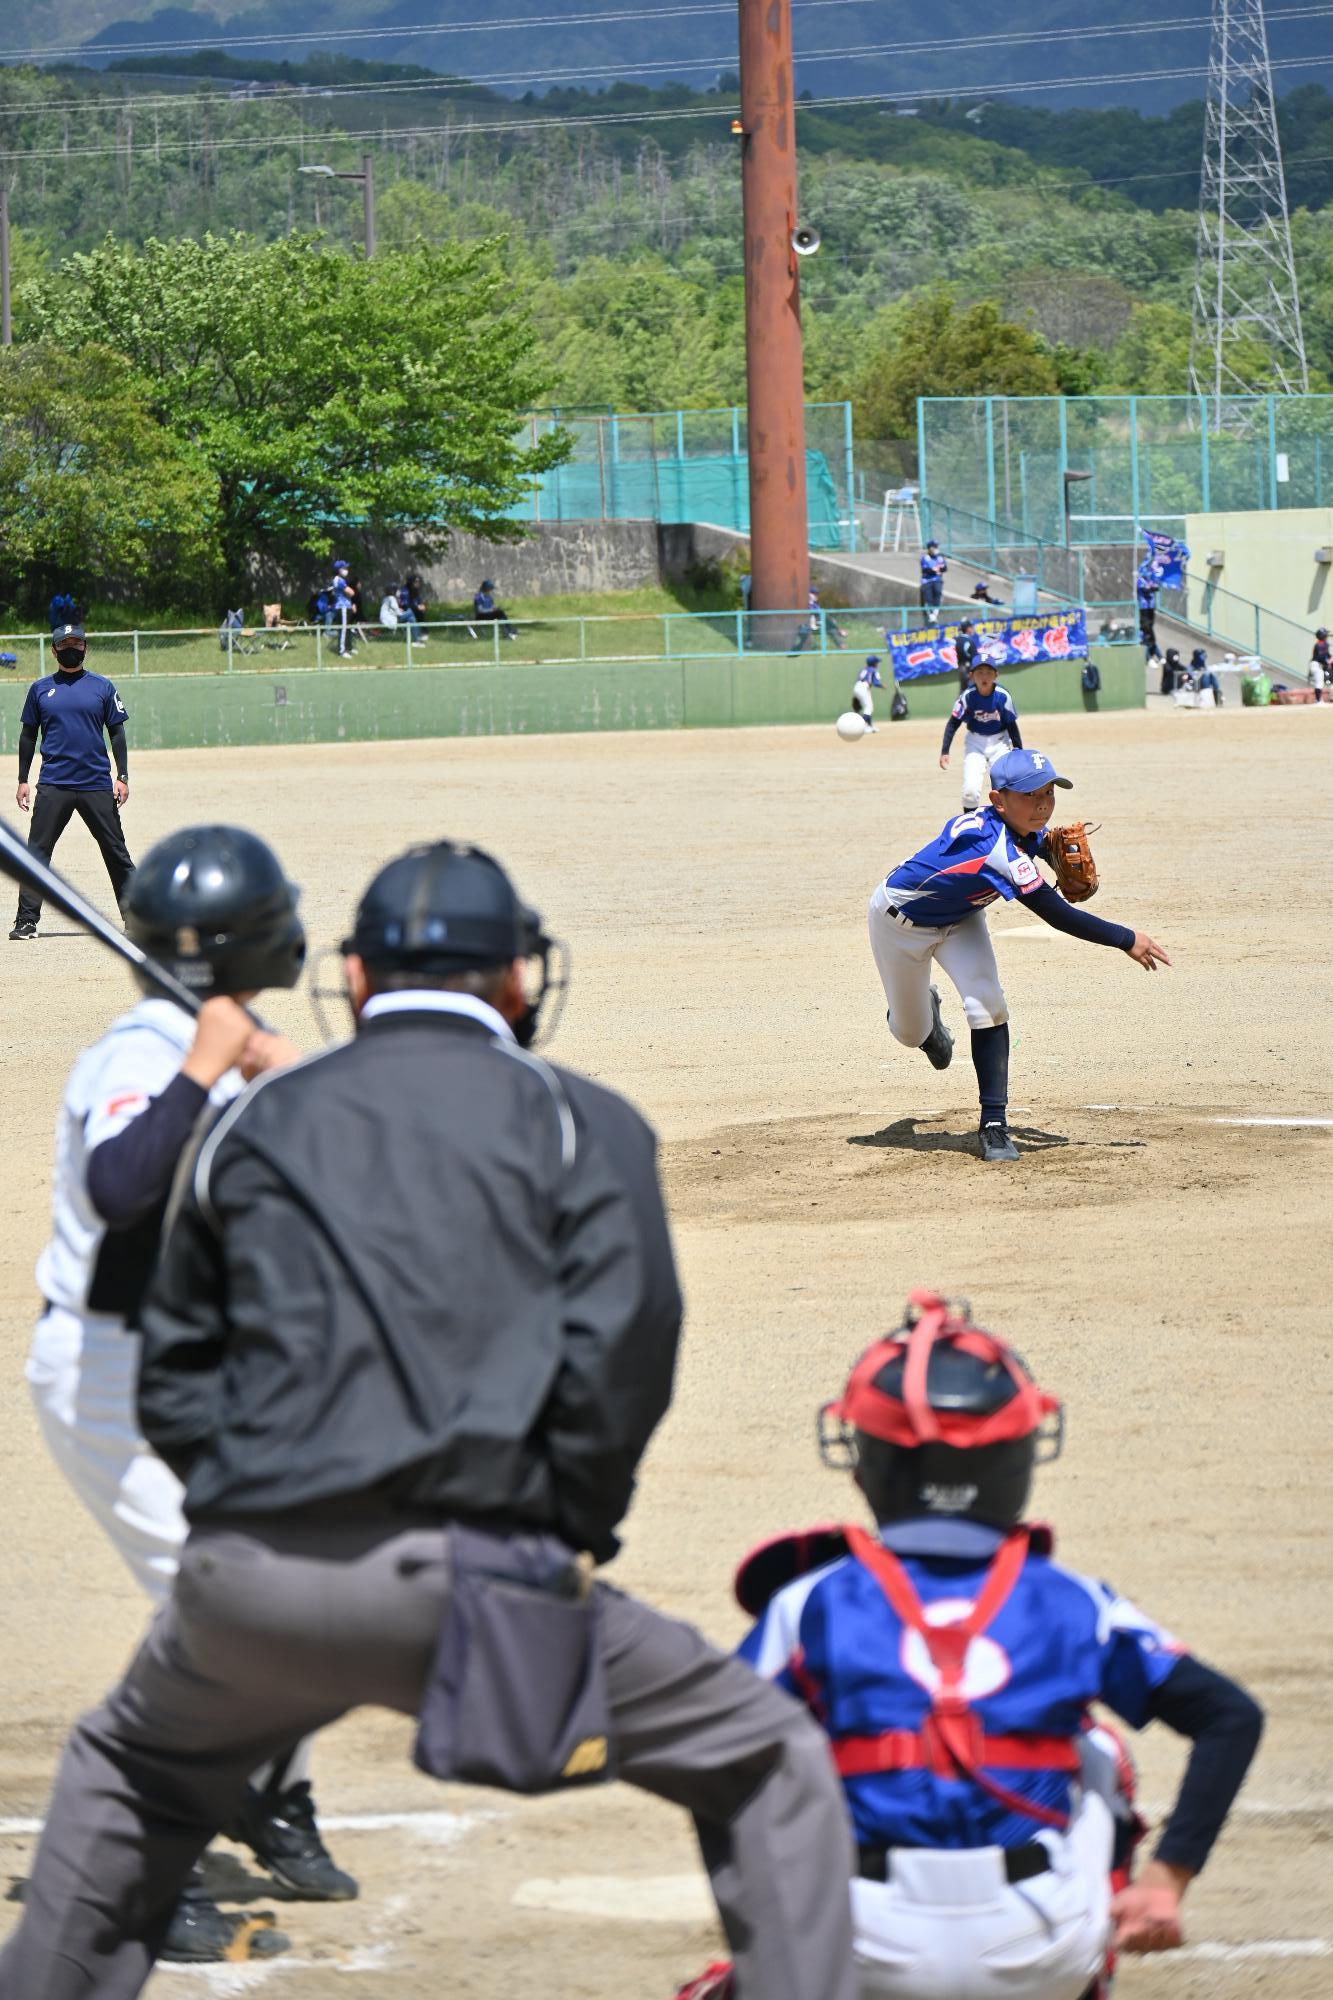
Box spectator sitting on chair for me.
[1191,646,1223,706]
[473,580,516,640]
[970,576,1004,607]
[791,588,845,655]
[394,583,428,642]
[1310,627,1330,703]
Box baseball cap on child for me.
[989,748,1073,793]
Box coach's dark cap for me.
[345,840,534,971]
[51,622,86,642]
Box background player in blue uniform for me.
[10,624,134,941]
[852,657,884,731]
[719,1291,1262,2000]
[867,748,1169,1161]
[919,541,947,621]
[939,663,1022,810]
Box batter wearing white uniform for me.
[868,749,1170,1161]
[28,824,357,1960]
[939,662,1021,810]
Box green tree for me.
[1103,303,1193,393]
[850,292,1070,440]
[22,232,567,583]
[0,341,219,615]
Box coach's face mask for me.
[54,644,86,671]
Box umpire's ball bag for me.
[413,1524,616,1793]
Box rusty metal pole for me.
[738,0,809,620]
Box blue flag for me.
[1139,529,1189,591]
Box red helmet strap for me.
[901,1295,950,1444]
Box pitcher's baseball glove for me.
[1044,822,1100,902]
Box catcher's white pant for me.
[961,731,1013,811]
[851,1794,1114,2000]
[868,880,1007,1042]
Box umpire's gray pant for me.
[0,1509,857,2000]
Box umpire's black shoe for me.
[978,1120,1020,1163]
[234,1780,360,1901]
[8,921,36,941]
[161,1877,290,1963]
[918,986,954,1070]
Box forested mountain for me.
[14,0,1333,113]
[0,51,1329,445]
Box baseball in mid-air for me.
[836,711,869,741]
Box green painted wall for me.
[0,649,1141,753]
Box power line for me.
[4,52,1332,165]
[9,8,1333,122]
[4,0,1328,66]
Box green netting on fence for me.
[920,393,1333,545]
[508,402,854,549]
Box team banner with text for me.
[886,610,1089,682]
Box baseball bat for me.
[0,815,203,1016]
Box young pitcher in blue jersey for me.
[672,1292,1262,2000]
[867,747,1170,1162]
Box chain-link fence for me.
[920,393,1333,547]
[1,601,1023,680]
[509,402,856,549]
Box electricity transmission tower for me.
[1188,0,1308,402]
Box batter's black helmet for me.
[124,825,305,999]
[344,840,566,1047]
[818,1290,1063,1528]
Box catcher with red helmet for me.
[675,1292,1262,2000]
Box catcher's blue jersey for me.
[951,683,1019,738]
[738,1520,1184,1851]
[883,807,1045,928]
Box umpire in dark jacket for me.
[0,842,857,2000]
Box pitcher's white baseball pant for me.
[868,882,1008,1043]
[961,731,1013,811]
[851,1794,1114,2000]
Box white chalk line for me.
[1082,1105,1333,1127]
[0,1808,483,1842]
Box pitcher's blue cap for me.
[990,748,1072,793]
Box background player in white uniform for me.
[939,662,1021,810]
[852,657,884,731]
[28,824,357,1959]
[716,1291,1263,2000]
[868,748,1169,1161]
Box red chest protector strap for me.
[840,1524,1076,1830]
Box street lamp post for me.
[298,154,375,258]
[1062,468,1092,548]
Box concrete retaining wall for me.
[0,649,1142,754]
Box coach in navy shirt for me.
[10,624,135,940]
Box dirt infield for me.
[0,706,1328,1996]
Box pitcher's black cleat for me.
[978,1121,1020,1163]
[919,986,954,1071]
